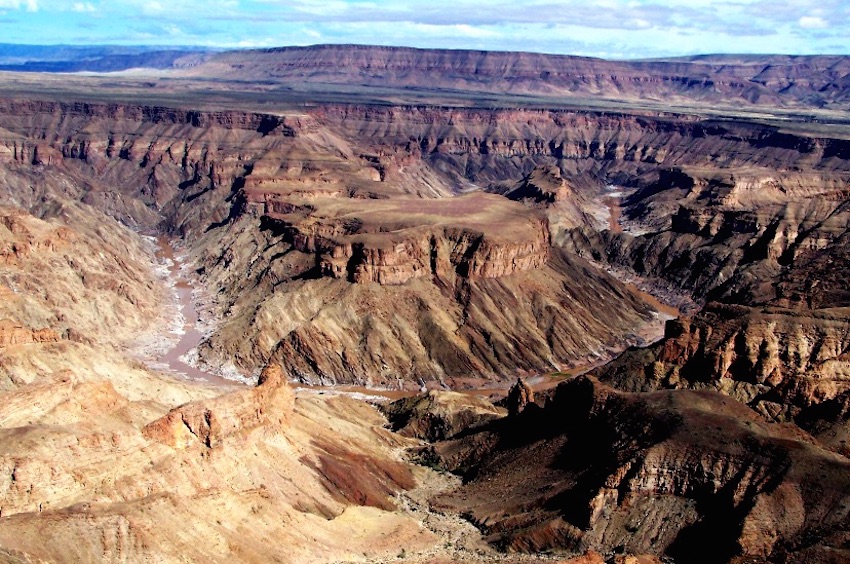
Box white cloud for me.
[798,15,828,29]
[144,1,164,14]
[0,0,37,11]
[2,0,850,58]
[628,18,652,29]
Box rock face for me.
[0,376,436,563]
[259,192,551,286]
[427,376,850,562]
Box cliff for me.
[260,192,550,286]
[598,304,850,420]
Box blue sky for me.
[0,0,848,58]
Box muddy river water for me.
[154,239,238,387]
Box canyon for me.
[0,44,849,562]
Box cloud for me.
[0,0,37,11]
[2,0,850,58]
[798,15,828,29]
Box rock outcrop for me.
[143,365,293,448]
[0,357,439,562]
[261,192,551,286]
[383,390,506,442]
[0,319,59,348]
[595,303,850,426]
[504,377,535,416]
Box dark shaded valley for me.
[1,45,850,563]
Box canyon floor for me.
[1,45,850,563]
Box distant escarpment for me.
[189,45,850,110]
[2,99,847,236]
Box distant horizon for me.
[0,1,847,60]
[0,42,848,63]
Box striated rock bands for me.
[597,303,850,422]
[261,193,551,286]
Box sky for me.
[0,0,848,59]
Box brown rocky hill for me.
[186,45,850,110]
[409,376,850,563]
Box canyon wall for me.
[1,97,850,387]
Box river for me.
[153,238,240,387]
